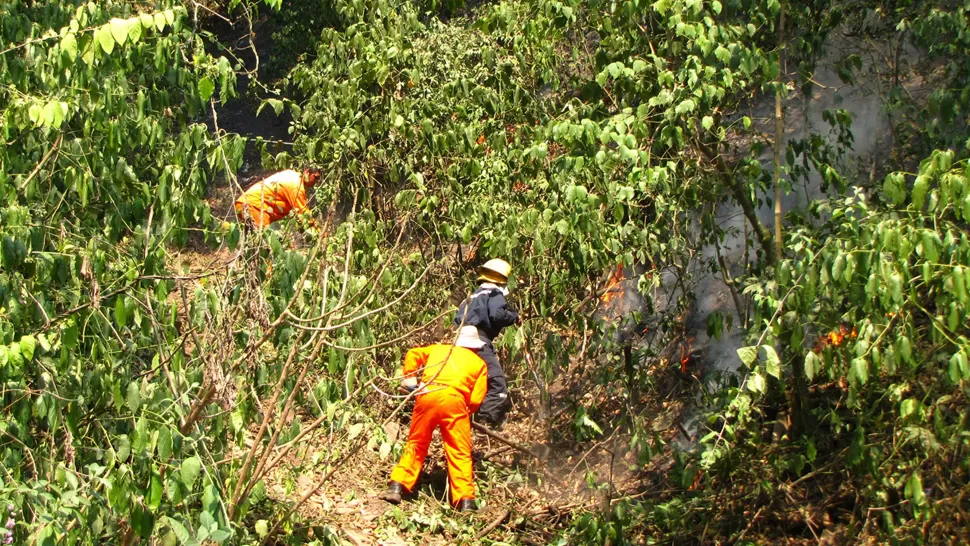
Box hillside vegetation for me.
[2,0,970,544]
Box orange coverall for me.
[389,344,488,503]
[234,170,310,228]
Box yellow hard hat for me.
[477,259,512,283]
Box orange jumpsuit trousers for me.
[390,387,476,502]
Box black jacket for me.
[453,285,518,341]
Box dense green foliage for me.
[3,0,970,544]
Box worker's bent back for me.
[403,344,487,412]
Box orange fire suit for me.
[234,170,310,228]
[389,344,488,503]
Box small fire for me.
[600,264,625,304]
[680,337,695,373]
[814,324,858,352]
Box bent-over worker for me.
[234,168,321,228]
[453,258,519,428]
[379,326,488,512]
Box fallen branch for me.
[472,422,546,462]
[474,509,511,541]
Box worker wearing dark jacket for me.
[453,259,519,427]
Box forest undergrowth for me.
[3,0,970,544]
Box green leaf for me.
[900,398,919,419]
[742,116,751,130]
[737,346,757,367]
[19,335,36,362]
[109,18,129,47]
[97,25,115,54]
[255,520,269,537]
[912,174,930,209]
[180,456,202,490]
[904,472,926,508]
[347,422,364,440]
[158,427,173,459]
[198,77,215,101]
[128,20,143,43]
[804,351,819,380]
[127,381,142,412]
[762,345,781,379]
[140,13,154,29]
[701,116,714,130]
[166,517,191,544]
[115,295,129,328]
[154,12,167,32]
[147,470,163,510]
[675,99,696,115]
[582,414,603,434]
[44,101,64,128]
[883,173,906,205]
[850,357,868,386]
[61,33,78,61]
[711,0,722,14]
[747,371,766,393]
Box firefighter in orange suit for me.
[233,168,320,228]
[379,326,488,512]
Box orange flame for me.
[600,264,625,304]
[814,324,858,352]
[680,337,694,373]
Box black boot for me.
[379,481,405,504]
[457,499,478,512]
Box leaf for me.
[737,346,757,367]
[61,33,78,61]
[850,357,868,386]
[762,345,781,379]
[19,335,36,362]
[210,530,231,543]
[582,414,603,435]
[904,472,926,508]
[166,517,191,544]
[883,173,906,205]
[140,13,154,29]
[126,381,142,412]
[109,18,129,47]
[147,471,163,510]
[701,116,714,130]
[97,25,115,54]
[746,371,766,393]
[711,0,722,14]
[154,12,167,32]
[675,99,696,115]
[180,456,202,490]
[44,101,64,128]
[198,77,215,101]
[158,427,173,459]
[128,20,143,43]
[379,442,392,460]
[912,174,930,209]
[900,398,919,419]
[255,520,269,537]
[804,351,819,380]
[29,103,44,126]
[347,422,364,440]
[115,295,128,328]
[200,511,216,531]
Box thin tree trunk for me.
[773,1,786,260]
